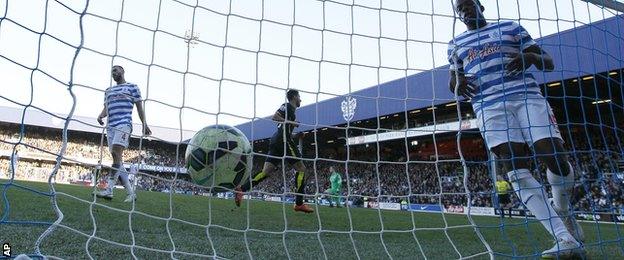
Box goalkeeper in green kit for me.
[324,166,342,208]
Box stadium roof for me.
[237,15,624,141]
[0,106,196,144]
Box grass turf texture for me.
[1,180,623,259]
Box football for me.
[185,124,252,191]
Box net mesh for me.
[0,0,623,259]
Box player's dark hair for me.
[456,0,482,8]
[112,65,124,71]
[468,0,482,7]
[286,89,299,101]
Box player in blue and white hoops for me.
[96,65,151,203]
[448,0,584,258]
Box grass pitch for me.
[1,180,623,259]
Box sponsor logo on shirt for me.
[466,43,501,64]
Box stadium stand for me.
[2,118,621,215]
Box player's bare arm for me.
[135,101,151,136]
[506,45,555,74]
[449,69,476,99]
[97,105,107,126]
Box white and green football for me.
[185,125,252,191]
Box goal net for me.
[0,0,623,259]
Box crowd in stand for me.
[235,151,623,213]
[0,159,91,184]
[0,128,182,165]
[1,124,622,214]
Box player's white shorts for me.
[475,94,563,149]
[106,124,132,152]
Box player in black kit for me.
[235,89,314,213]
